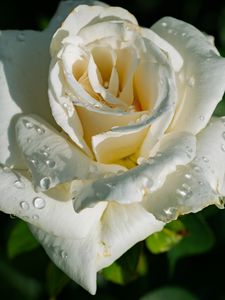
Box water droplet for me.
[199,115,205,121]
[176,188,187,197]
[17,32,25,41]
[40,177,51,190]
[194,165,201,173]
[35,126,45,135]
[14,179,24,189]
[94,103,101,109]
[181,32,187,37]
[40,149,49,157]
[168,29,173,34]
[33,197,46,209]
[46,159,56,168]
[161,22,167,27]
[184,173,192,179]
[187,76,195,87]
[202,156,209,163]
[27,138,32,143]
[29,159,39,168]
[32,215,39,220]
[221,144,225,152]
[61,250,68,259]
[20,201,29,210]
[160,207,178,222]
[23,120,33,129]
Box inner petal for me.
[116,47,139,105]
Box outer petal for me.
[29,202,164,294]
[15,115,126,191]
[0,30,53,168]
[50,4,137,57]
[143,117,225,222]
[0,0,92,168]
[151,17,225,135]
[29,225,99,295]
[0,165,106,239]
[96,202,164,270]
[74,131,196,212]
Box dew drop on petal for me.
[35,126,45,135]
[184,173,192,179]
[199,115,205,121]
[40,177,51,190]
[33,197,46,209]
[221,144,225,152]
[23,120,33,129]
[32,215,39,220]
[20,201,29,210]
[202,156,209,163]
[60,250,68,259]
[46,159,56,168]
[14,179,24,189]
[161,22,167,27]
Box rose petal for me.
[143,117,225,222]
[74,131,196,212]
[0,30,53,168]
[97,202,164,270]
[0,165,107,239]
[15,115,126,191]
[29,224,98,295]
[151,17,225,134]
[92,125,149,163]
[50,4,137,57]
[29,201,163,295]
[49,58,93,157]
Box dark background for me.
[1,1,225,299]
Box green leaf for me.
[140,286,198,300]
[101,243,147,285]
[145,220,185,254]
[168,214,215,271]
[7,221,39,259]
[46,262,70,298]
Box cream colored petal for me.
[51,4,137,56]
[92,125,148,163]
[108,38,177,159]
[0,165,106,239]
[151,17,225,135]
[87,52,128,109]
[15,115,126,191]
[49,59,92,157]
[143,117,225,223]
[74,131,196,212]
[29,224,99,295]
[77,106,144,148]
[97,202,164,270]
[0,30,54,168]
[29,202,163,295]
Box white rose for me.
[0,1,225,294]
